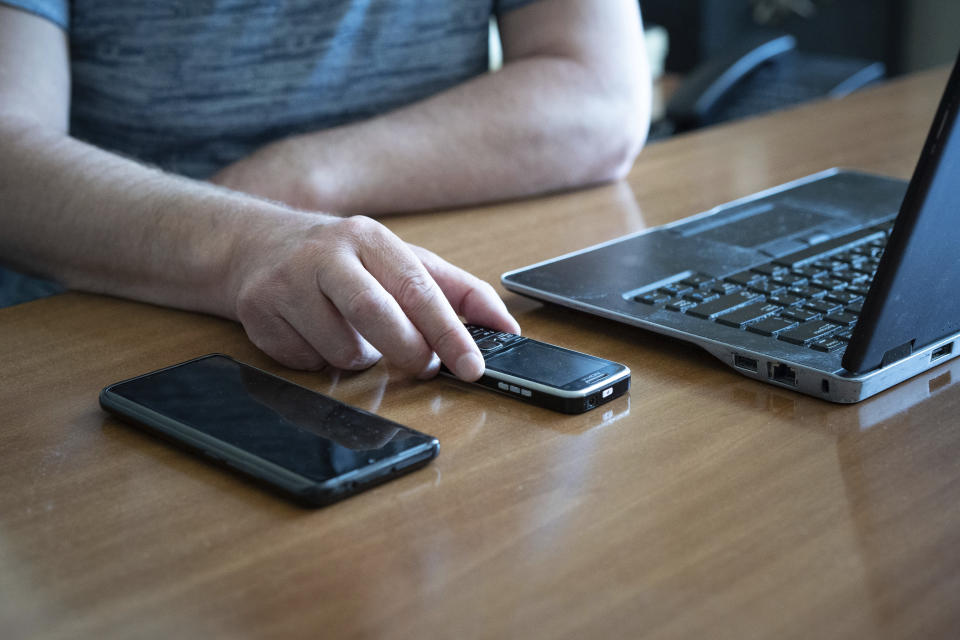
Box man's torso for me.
[6,0,534,177]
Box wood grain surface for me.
[2,68,958,640]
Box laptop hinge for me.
[881,340,915,367]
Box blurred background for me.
[643,0,957,77]
[639,0,959,138]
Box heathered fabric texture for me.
[2,0,537,177]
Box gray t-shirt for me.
[3,0,537,178]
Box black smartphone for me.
[442,325,631,414]
[99,354,439,507]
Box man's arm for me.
[0,6,518,379]
[210,0,649,214]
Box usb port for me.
[734,354,758,372]
[931,343,954,362]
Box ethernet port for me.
[768,362,798,387]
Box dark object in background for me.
[650,30,885,139]
[640,0,903,75]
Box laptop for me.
[502,53,960,404]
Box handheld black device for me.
[99,354,439,507]
[442,325,631,414]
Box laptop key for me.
[747,316,799,336]
[684,290,720,303]
[781,307,821,323]
[788,285,826,300]
[825,311,859,327]
[666,297,699,312]
[810,276,847,290]
[812,259,838,271]
[846,300,864,314]
[778,320,841,345]
[852,260,880,274]
[751,263,787,277]
[725,270,764,286]
[687,290,763,319]
[716,302,783,328]
[792,265,828,279]
[767,293,804,307]
[824,291,862,305]
[833,270,867,284]
[710,282,742,295]
[772,273,808,287]
[659,283,693,297]
[635,292,671,305]
[810,337,847,353]
[680,273,716,288]
[805,299,843,315]
[747,280,786,295]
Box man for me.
[0,0,649,381]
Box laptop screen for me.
[843,52,960,373]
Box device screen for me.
[484,341,620,389]
[107,355,435,483]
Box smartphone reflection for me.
[238,365,402,451]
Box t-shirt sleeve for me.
[0,0,69,29]
[494,0,541,17]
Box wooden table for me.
[3,68,958,639]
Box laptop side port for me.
[734,354,759,372]
[768,362,798,387]
[931,342,954,362]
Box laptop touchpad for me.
[675,203,846,256]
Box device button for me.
[476,337,503,352]
[497,382,509,391]
[521,389,532,397]
[509,385,521,394]
[466,325,496,339]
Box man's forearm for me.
[0,116,286,317]
[214,55,649,215]
[211,0,649,215]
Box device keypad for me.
[466,324,525,357]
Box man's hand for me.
[226,211,519,379]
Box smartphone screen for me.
[100,355,439,505]
[484,340,625,390]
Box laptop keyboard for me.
[632,222,893,353]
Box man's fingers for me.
[318,254,438,377]
[236,302,328,371]
[320,218,484,380]
[280,287,382,371]
[411,245,520,335]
